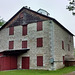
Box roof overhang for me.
[1,48,30,56]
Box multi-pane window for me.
[37,38,43,47]
[22,41,27,48]
[22,25,27,36]
[37,21,42,31]
[9,41,14,49]
[9,27,14,35]
[37,56,43,66]
[62,41,64,49]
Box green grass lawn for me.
[0,66,75,75]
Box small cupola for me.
[37,9,50,16]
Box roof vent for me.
[37,9,50,16]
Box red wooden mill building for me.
[0,7,74,71]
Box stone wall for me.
[53,21,74,69]
[0,20,74,70]
[0,20,52,70]
[19,20,51,70]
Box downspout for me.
[49,20,55,70]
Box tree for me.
[67,0,75,15]
[0,17,5,26]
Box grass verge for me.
[0,66,75,75]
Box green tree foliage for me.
[0,17,5,26]
[67,0,75,15]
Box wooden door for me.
[22,57,30,69]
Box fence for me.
[65,61,75,66]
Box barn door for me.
[10,56,17,70]
[22,57,30,69]
[0,56,17,71]
[3,56,11,70]
[0,57,4,71]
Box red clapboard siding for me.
[9,41,14,49]
[37,38,43,47]
[22,41,27,48]
[22,57,30,69]
[37,56,43,66]
[9,27,14,35]
[37,21,42,31]
[22,25,27,36]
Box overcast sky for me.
[0,0,75,47]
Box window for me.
[62,41,64,49]
[22,25,27,36]
[9,27,14,35]
[37,21,42,31]
[63,56,65,64]
[37,38,43,47]
[9,41,14,49]
[20,13,23,18]
[68,44,70,51]
[69,35,71,42]
[22,41,27,48]
[37,56,43,66]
